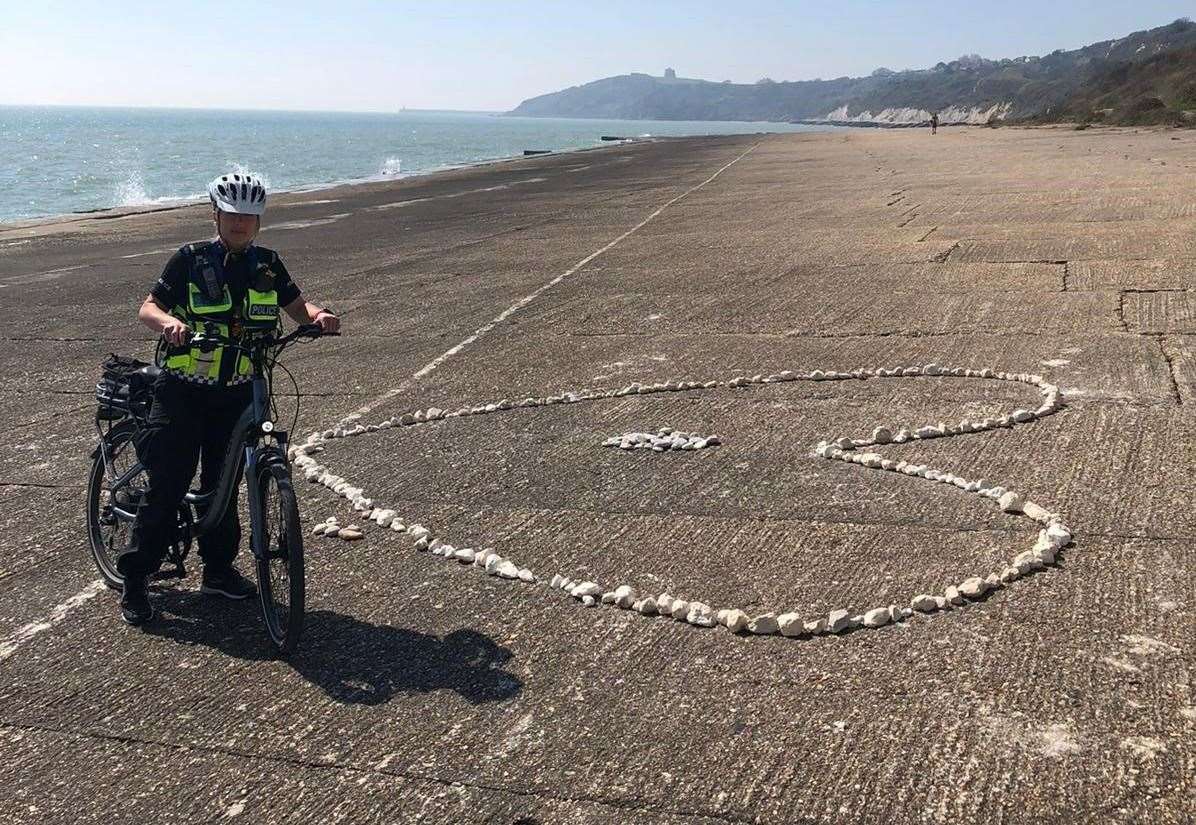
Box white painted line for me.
[275,198,340,208]
[119,246,177,259]
[0,263,91,287]
[0,580,106,661]
[366,177,548,212]
[263,212,352,232]
[343,144,758,422]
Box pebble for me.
[497,561,520,580]
[571,582,602,599]
[686,603,716,627]
[959,577,988,599]
[670,599,690,619]
[581,595,597,607]
[613,585,637,609]
[339,528,364,541]
[910,594,937,613]
[723,609,749,633]
[777,613,803,637]
[657,593,674,614]
[945,586,966,606]
[748,613,779,635]
[862,607,890,628]
[998,492,1024,513]
[636,597,658,616]
[453,548,475,564]
[518,568,536,583]
[827,609,852,633]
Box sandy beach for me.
[0,126,1192,824]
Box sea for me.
[0,106,832,225]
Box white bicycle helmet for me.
[208,172,267,215]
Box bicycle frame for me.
[97,329,309,559]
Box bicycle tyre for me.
[253,455,305,654]
[86,424,141,590]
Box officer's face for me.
[214,210,260,251]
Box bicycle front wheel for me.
[253,458,305,654]
[86,424,143,590]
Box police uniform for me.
[117,240,301,580]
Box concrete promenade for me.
[0,126,1192,823]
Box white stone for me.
[657,593,674,614]
[777,613,803,637]
[685,602,716,627]
[959,577,988,599]
[518,568,535,583]
[804,618,827,635]
[748,613,779,635]
[1047,521,1076,545]
[998,492,1024,513]
[613,585,637,609]
[339,528,364,541]
[636,597,658,616]
[571,582,602,599]
[862,607,890,628]
[911,594,937,613]
[454,548,475,564]
[484,556,502,574]
[723,609,750,632]
[670,599,690,619]
[581,595,597,607]
[872,427,893,444]
[827,609,852,633]
[945,586,966,606]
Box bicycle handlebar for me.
[186,324,338,353]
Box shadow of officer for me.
[144,593,522,706]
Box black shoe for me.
[201,567,257,600]
[120,577,154,626]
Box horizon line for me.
[0,102,507,116]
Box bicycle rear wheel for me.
[86,425,143,590]
[254,458,304,654]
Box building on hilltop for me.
[664,67,676,79]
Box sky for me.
[2,0,1193,112]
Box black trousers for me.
[118,375,253,579]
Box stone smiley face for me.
[289,363,1072,641]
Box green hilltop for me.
[509,19,1196,126]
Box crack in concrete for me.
[931,241,960,263]
[917,226,938,243]
[1061,261,1070,292]
[0,482,86,490]
[1154,335,1183,405]
[0,721,759,825]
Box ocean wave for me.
[112,171,201,208]
[380,157,402,176]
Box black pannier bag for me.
[95,354,158,421]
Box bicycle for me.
[86,324,334,654]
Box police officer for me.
[118,173,340,625]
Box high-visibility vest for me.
[162,241,280,385]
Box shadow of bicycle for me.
[144,591,522,706]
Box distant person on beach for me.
[930,112,939,134]
[116,173,341,626]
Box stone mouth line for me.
[290,363,1072,642]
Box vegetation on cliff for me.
[509,19,1196,126]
